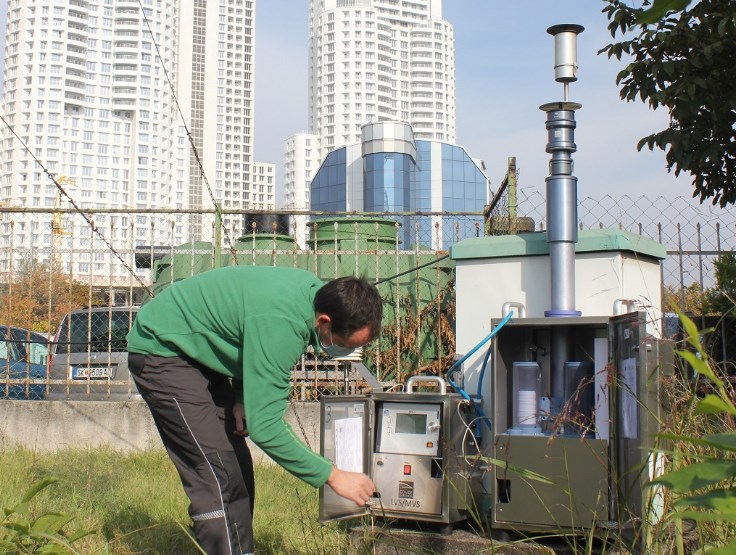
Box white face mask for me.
[319,325,355,358]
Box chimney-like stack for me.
[541,24,584,401]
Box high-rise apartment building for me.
[0,0,268,281]
[284,0,456,209]
[284,132,320,209]
[252,161,275,209]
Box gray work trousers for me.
[129,353,255,555]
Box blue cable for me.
[472,401,493,434]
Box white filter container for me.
[512,362,542,428]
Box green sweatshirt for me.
[127,265,332,488]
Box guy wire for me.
[0,114,153,297]
[137,0,239,265]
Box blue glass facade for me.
[310,139,487,247]
[364,153,412,212]
[411,141,432,212]
[439,143,487,212]
[309,149,347,211]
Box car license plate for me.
[72,366,113,379]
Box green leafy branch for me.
[636,0,693,24]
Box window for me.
[54,310,137,354]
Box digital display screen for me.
[395,413,427,434]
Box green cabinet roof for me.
[450,229,666,261]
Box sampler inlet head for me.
[547,24,584,84]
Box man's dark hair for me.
[314,276,383,339]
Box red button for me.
[403,464,411,475]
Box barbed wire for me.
[1,196,731,301]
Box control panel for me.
[375,401,441,457]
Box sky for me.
[253,0,700,206]
[0,1,705,207]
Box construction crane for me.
[51,175,76,267]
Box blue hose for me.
[444,311,514,433]
[444,311,513,393]
[476,338,494,400]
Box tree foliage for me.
[664,282,705,315]
[664,253,736,316]
[600,0,736,207]
[0,258,98,334]
[635,0,693,24]
[702,251,736,315]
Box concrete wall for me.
[0,400,322,465]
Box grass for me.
[0,447,349,554]
[4,317,735,554]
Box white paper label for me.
[334,417,363,472]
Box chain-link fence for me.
[0,208,475,400]
[1,194,734,400]
[489,189,736,307]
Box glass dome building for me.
[310,122,489,249]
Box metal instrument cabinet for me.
[319,387,484,525]
[489,312,670,533]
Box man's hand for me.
[326,467,376,506]
[232,402,247,437]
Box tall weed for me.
[651,313,736,554]
[0,476,94,554]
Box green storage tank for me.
[230,232,307,269]
[149,217,457,383]
[307,217,399,281]
[152,241,217,295]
